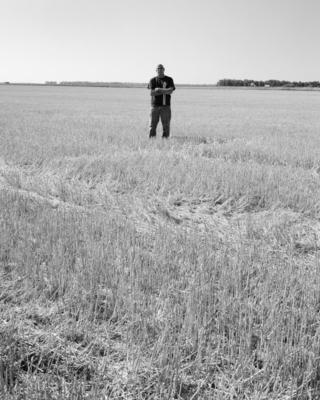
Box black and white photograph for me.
[1,0,320,398]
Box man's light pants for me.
[149,106,171,138]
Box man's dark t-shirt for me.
[148,76,175,107]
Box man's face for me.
[157,67,165,77]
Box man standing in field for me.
[148,64,175,138]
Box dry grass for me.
[1,86,320,399]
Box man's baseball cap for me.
[156,64,165,69]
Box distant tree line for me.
[217,79,320,88]
[58,81,146,88]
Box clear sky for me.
[1,0,319,84]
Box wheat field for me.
[1,85,320,399]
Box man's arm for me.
[150,87,174,96]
